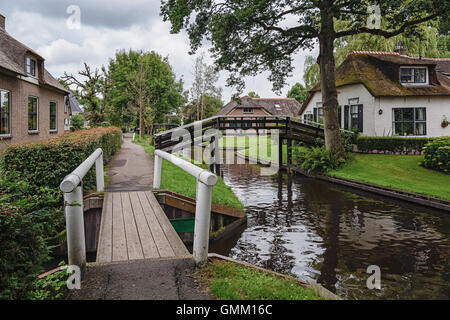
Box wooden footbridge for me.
[154,115,353,174]
[60,144,217,271]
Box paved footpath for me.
[68,133,213,300]
[105,133,154,192]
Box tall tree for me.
[248,91,260,98]
[106,50,184,129]
[190,54,222,120]
[61,63,106,126]
[161,0,447,158]
[287,82,308,104]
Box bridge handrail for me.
[59,148,104,271]
[153,149,218,265]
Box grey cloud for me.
[1,0,161,29]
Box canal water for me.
[216,160,450,300]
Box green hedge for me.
[356,136,433,154]
[1,127,122,192]
[0,127,122,299]
[422,137,450,174]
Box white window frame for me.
[0,89,11,136]
[28,96,39,133]
[400,66,428,85]
[49,101,58,132]
[26,56,37,78]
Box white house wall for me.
[376,96,449,137]
[302,84,450,137]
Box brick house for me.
[0,14,71,149]
[216,96,302,129]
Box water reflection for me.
[219,159,450,300]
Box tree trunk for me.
[318,6,346,159]
[139,99,144,139]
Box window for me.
[64,96,68,113]
[346,104,363,132]
[50,102,57,131]
[28,97,38,131]
[26,56,36,77]
[400,67,427,84]
[392,108,426,136]
[0,89,10,135]
[243,108,254,113]
[303,113,313,122]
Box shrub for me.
[70,114,85,130]
[356,136,432,154]
[422,137,450,174]
[0,127,122,299]
[293,146,346,174]
[100,121,111,127]
[0,203,48,299]
[1,127,122,192]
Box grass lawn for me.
[198,259,323,300]
[329,153,450,200]
[134,136,244,210]
[218,136,287,164]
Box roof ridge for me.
[347,51,400,57]
[249,97,297,100]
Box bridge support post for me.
[95,153,104,193]
[278,137,283,170]
[209,135,215,173]
[64,186,86,275]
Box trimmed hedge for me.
[356,136,433,154]
[1,127,122,192]
[422,137,450,174]
[0,127,122,299]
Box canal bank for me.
[216,154,450,300]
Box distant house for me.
[0,14,71,148]
[65,93,83,130]
[299,50,450,137]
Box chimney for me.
[0,14,5,31]
[394,42,407,56]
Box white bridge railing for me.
[153,149,218,265]
[60,148,104,271]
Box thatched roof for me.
[300,51,450,115]
[217,96,302,116]
[0,28,70,94]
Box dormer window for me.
[274,104,281,109]
[26,56,37,77]
[243,108,254,113]
[400,67,427,84]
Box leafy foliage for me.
[0,128,122,299]
[293,146,346,174]
[106,50,184,129]
[70,114,85,130]
[287,82,308,104]
[422,137,450,174]
[356,136,433,154]
[27,262,68,300]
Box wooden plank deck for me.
[96,191,190,263]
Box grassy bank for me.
[134,136,244,210]
[198,259,323,300]
[329,153,450,200]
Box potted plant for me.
[442,116,449,128]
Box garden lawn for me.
[134,136,244,210]
[198,260,323,300]
[329,153,450,200]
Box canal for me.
[216,159,450,300]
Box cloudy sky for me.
[1,0,318,102]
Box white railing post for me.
[193,180,213,265]
[60,148,104,274]
[153,150,217,265]
[64,186,86,272]
[96,152,104,193]
[153,154,162,189]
